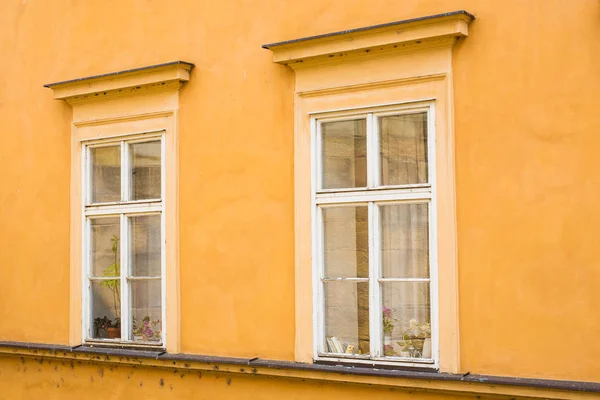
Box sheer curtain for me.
[380,113,430,355]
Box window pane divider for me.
[85,203,162,216]
[368,202,381,358]
[119,213,130,341]
[89,276,122,282]
[321,277,368,283]
[317,183,431,195]
[316,189,432,205]
[378,278,431,282]
[127,276,161,281]
[86,199,162,208]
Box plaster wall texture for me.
[0,0,599,384]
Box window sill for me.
[83,340,165,352]
[314,357,437,373]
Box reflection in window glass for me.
[323,206,368,279]
[90,146,121,203]
[130,141,161,200]
[379,112,428,186]
[131,279,162,342]
[324,281,369,355]
[380,203,429,279]
[321,119,367,189]
[91,281,121,340]
[381,282,431,359]
[90,217,120,278]
[130,215,161,277]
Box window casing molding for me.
[264,12,472,372]
[45,62,191,353]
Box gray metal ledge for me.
[262,10,475,49]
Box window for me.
[265,13,468,371]
[45,61,190,352]
[83,134,165,346]
[313,104,437,365]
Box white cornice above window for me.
[44,61,194,104]
[263,11,474,68]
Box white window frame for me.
[82,131,166,348]
[311,102,439,368]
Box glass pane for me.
[324,281,369,355]
[380,203,429,279]
[381,282,431,359]
[130,215,161,277]
[321,119,367,189]
[130,141,161,200]
[90,146,121,203]
[322,206,368,279]
[379,112,428,186]
[131,280,162,342]
[90,218,120,278]
[91,281,121,339]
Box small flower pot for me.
[411,337,425,353]
[106,327,120,339]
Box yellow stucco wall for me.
[0,354,489,400]
[0,0,599,391]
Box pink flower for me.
[384,344,395,355]
[382,307,392,318]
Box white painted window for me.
[83,132,165,347]
[312,103,438,366]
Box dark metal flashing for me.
[44,61,195,88]
[314,358,438,373]
[262,10,475,50]
[0,341,599,393]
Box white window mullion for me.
[369,203,383,357]
[368,202,381,357]
[119,213,129,341]
[119,140,130,341]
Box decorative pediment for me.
[263,11,473,68]
[44,61,194,104]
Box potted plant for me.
[397,319,431,358]
[132,316,161,341]
[94,316,121,339]
[94,235,121,339]
[382,307,394,352]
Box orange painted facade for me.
[0,1,599,398]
